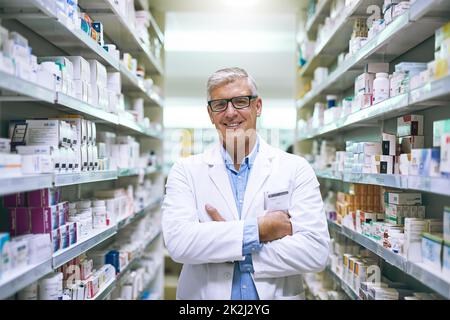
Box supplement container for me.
[39,272,63,300]
[76,200,91,210]
[92,200,108,228]
[373,72,390,104]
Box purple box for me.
[27,188,60,207]
[8,208,31,236]
[30,206,59,234]
[3,193,26,207]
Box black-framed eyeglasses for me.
[208,95,258,112]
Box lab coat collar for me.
[203,135,276,220]
[203,135,275,166]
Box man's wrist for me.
[243,218,262,255]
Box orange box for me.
[361,184,369,195]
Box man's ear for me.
[256,98,262,117]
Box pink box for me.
[3,193,26,207]
[8,208,31,236]
[27,188,60,207]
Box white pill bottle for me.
[373,72,390,104]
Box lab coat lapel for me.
[204,144,239,220]
[242,139,275,219]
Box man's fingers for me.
[205,204,226,221]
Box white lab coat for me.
[162,137,330,300]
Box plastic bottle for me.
[326,95,338,108]
[373,72,390,104]
[92,200,108,228]
[39,273,63,300]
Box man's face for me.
[207,78,262,146]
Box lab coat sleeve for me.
[162,159,245,265]
[252,158,330,278]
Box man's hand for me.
[257,211,292,242]
[205,204,226,221]
[205,204,292,243]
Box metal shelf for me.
[409,75,450,106]
[316,168,450,196]
[315,169,343,181]
[0,258,53,300]
[1,0,164,101]
[298,74,450,141]
[56,93,119,125]
[327,219,343,234]
[53,170,117,187]
[341,225,408,271]
[324,266,360,300]
[117,166,160,177]
[297,0,448,111]
[88,277,116,300]
[407,175,450,196]
[343,173,409,189]
[0,0,120,71]
[337,224,450,299]
[117,116,162,139]
[78,0,163,75]
[119,64,163,107]
[305,0,331,39]
[0,175,53,196]
[0,168,162,196]
[409,0,450,21]
[120,63,146,91]
[0,70,55,103]
[299,0,382,78]
[0,1,165,110]
[148,10,165,44]
[298,84,409,141]
[117,168,140,177]
[117,197,162,230]
[408,262,450,299]
[53,225,117,268]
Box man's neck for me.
[222,134,257,171]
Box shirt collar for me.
[221,136,260,172]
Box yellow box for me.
[435,58,449,80]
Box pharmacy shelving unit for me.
[296,0,450,299]
[326,220,450,299]
[0,0,166,300]
[324,266,360,300]
[0,199,163,300]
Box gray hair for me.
[207,67,258,100]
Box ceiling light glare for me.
[223,0,259,8]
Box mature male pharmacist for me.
[162,67,330,300]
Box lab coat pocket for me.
[264,182,293,212]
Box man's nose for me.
[224,101,237,117]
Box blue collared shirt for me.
[221,139,262,300]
